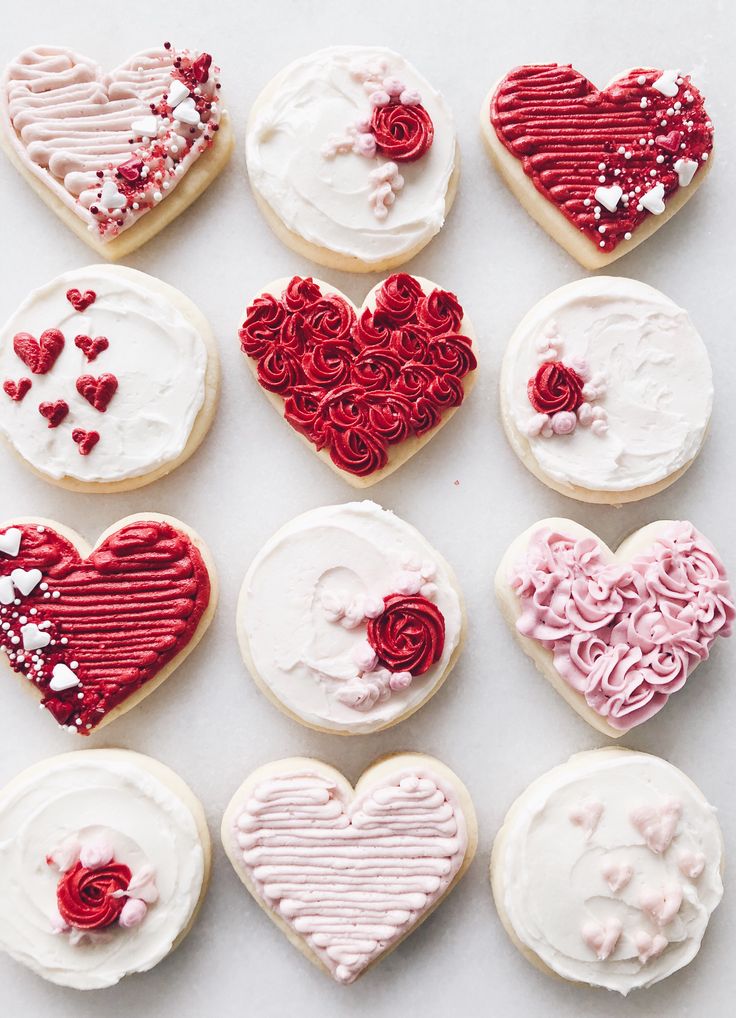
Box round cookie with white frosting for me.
[222,753,476,984]
[0,265,218,492]
[491,748,724,994]
[246,46,458,272]
[500,277,713,503]
[0,44,234,259]
[237,501,465,734]
[0,748,210,989]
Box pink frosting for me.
[511,523,734,730]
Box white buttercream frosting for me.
[246,46,456,264]
[495,749,723,994]
[0,751,206,989]
[239,501,463,733]
[502,277,712,492]
[0,266,207,482]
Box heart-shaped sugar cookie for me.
[0,515,216,734]
[481,65,713,268]
[222,754,476,984]
[496,519,733,736]
[238,274,477,486]
[1,44,233,259]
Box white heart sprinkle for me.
[174,97,200,126]
[21,622,51,651]
[49,663,80,692]
[100,180,127,211]
[11,568,42,596]
[0,576,14,606]
[0,528,22,557]
[594,185,623,213]
[167,78,190,108]
[130,115,159,137]
[652,69,680,98]
[640,183,666,215]
[674,157,698,187]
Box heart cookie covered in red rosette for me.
[0,516,215,733]
[483,65,713,268]
[238,274,478,485]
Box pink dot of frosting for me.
[551,411,577,435]
[119,897,148,928]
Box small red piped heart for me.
[13,330,65,374]
[66,288,96,312]
[74,335,109,361]
[656,130,683,153]
[72,428,100,455]
[76,373,118,411]
[3,378,32,402]
[191,53,212,83]
[39,400,70,428]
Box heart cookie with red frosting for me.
[222,753,476,984]
[496,518,733,736]
[481,65,714,268]
[0,515,216,734]
[0,44,233,259]
[238,274,478,486]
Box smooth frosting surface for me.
[246,46,456,263]
[0,752,205,989]
[496,750,723,994]
[502,277,712,492]
[239,501,463,732]
[230,766,467,983]
[0,266,207,481]
[2,45,222,240]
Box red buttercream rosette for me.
[370,101,434,162]
[367,593,445,675]
[527,361,584,415]
[57,861,132,930]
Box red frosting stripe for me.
[57,861,131,930]
[490,64,713,252]
[367,593,445,675]
[239,275,476,477]
[0,521,211,732]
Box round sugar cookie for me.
[237,500,465,734]
[246,46,459,272]
[0,265,218,491]
[0,748,211,989]
[491,748,724,994]
[500,277,712,503]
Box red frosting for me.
[239,275,476,476]
[13,330,65,374]
[39,400,69,428]
[371,101,434,162]
[71,428,100,455]
[527,361,584,414]
[57,861,131,930]
[490,65,713,251]
[367,593,445,675]
[66,289,96,312]
[74,335,110,361]
[0,520,211,732]
[3,378,32,401]
[76,373,118,412]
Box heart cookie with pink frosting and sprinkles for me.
[496,518,733,737]
[0,43,233,258]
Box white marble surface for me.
[0,2,734,1016]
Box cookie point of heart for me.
[481,64,714,268]
[238,274,478,485]
[222,753,476,984]
[0,44,233,258]
[496,519,733,737]
[0,515,216,734]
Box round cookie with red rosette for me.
[238,273,478,487]
[246,46,459,272]
[237,501,466,734]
